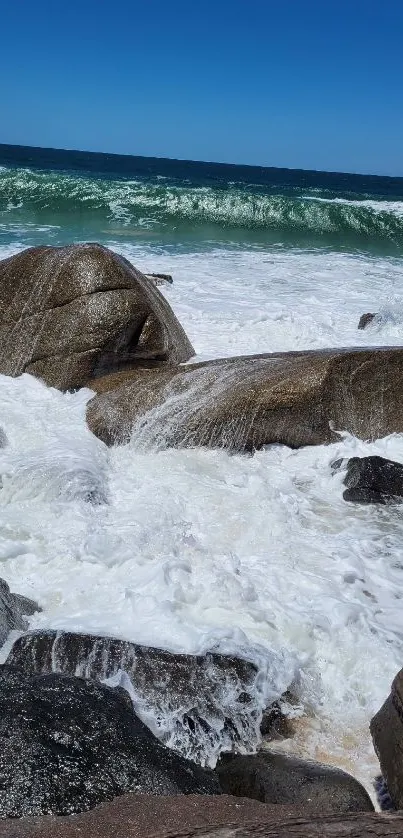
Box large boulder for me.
[216,752,373,813]
[0,666,219,817]
[6,630,270,765]
[333,455,403,504]
[0,578,39,646]
[371,668,403,809]
[86,347,403,451]
[0,244,194,389]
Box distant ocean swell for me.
[1,166,403,248]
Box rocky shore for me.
[0,243,403,835]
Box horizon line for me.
[0,141,402,182]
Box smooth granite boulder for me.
[216,752,373,813]
[0,578,39,646]
[334,455,403,504]
[6,630,268,765]
[0,244,194,389]
[86,346,403,451]
[371,668,403,809]
[0,666,219,818]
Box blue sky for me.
[1,0,403,175]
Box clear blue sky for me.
[1,0,403,175]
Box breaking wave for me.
[2,166,403,250]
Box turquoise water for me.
[1,144,403,254]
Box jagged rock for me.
[0,666,219,817]
[86,347,403,451]
[145,272,173,285]
[371,668,403,809]
[334,455,403,504]
[0,579,39,646]
[216,752,373,813]
[6,630,269,764]
[0,244,194,390]
[0,796,400,838]
[358,312,376,329]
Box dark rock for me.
[0,579,40,646]
[371,668,403,809]
[86,347,403,451]
[145,272,173,285]
[6,631,268,764]
[339,456,403,504]
[374,775,395,811]
[0,666,219,817]
[358,312,376,329]
[0,244,194,390]
[216,751,373,813]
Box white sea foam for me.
[0,240,403,797]
[303,195,403,217]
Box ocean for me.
[1,143,403,798]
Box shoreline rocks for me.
[0,795,400,837]
[371,667,403,809]
[0,579,39,646]
[358,312,376,329]
[0,666,219,818]
[0,244,194,389]
[87,346,403,451]
[216,751,373,813]
[6,630,270,764]
[333,455,403,504]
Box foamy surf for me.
[1,148,403,803]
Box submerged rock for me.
[0,244,194,390]
[216,751,373,813]
[335,455,403,504]
[0,579,39,646]
[358,312,376,329]
[6,630,268,765]
[86,346,403,451]
[371,668,403,809]
[0,665,219,817]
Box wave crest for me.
[1,166,403,248]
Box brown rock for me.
[358,313,376,329]
[0,795,400,838]
[0,244,194,389]
[86,346,403,451]
[371,668,403,809]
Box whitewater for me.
[1,149,403,802]
[0,239,402,798]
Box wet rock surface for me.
[87,346,403,451]
[0,244,194,389]
[334,455,403,503]
[358,312,376,329]
[371,667,403,809]
[0,666,219,818]
[6,630,266,763]
[0,579,39,646]
[216,752,373,813]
